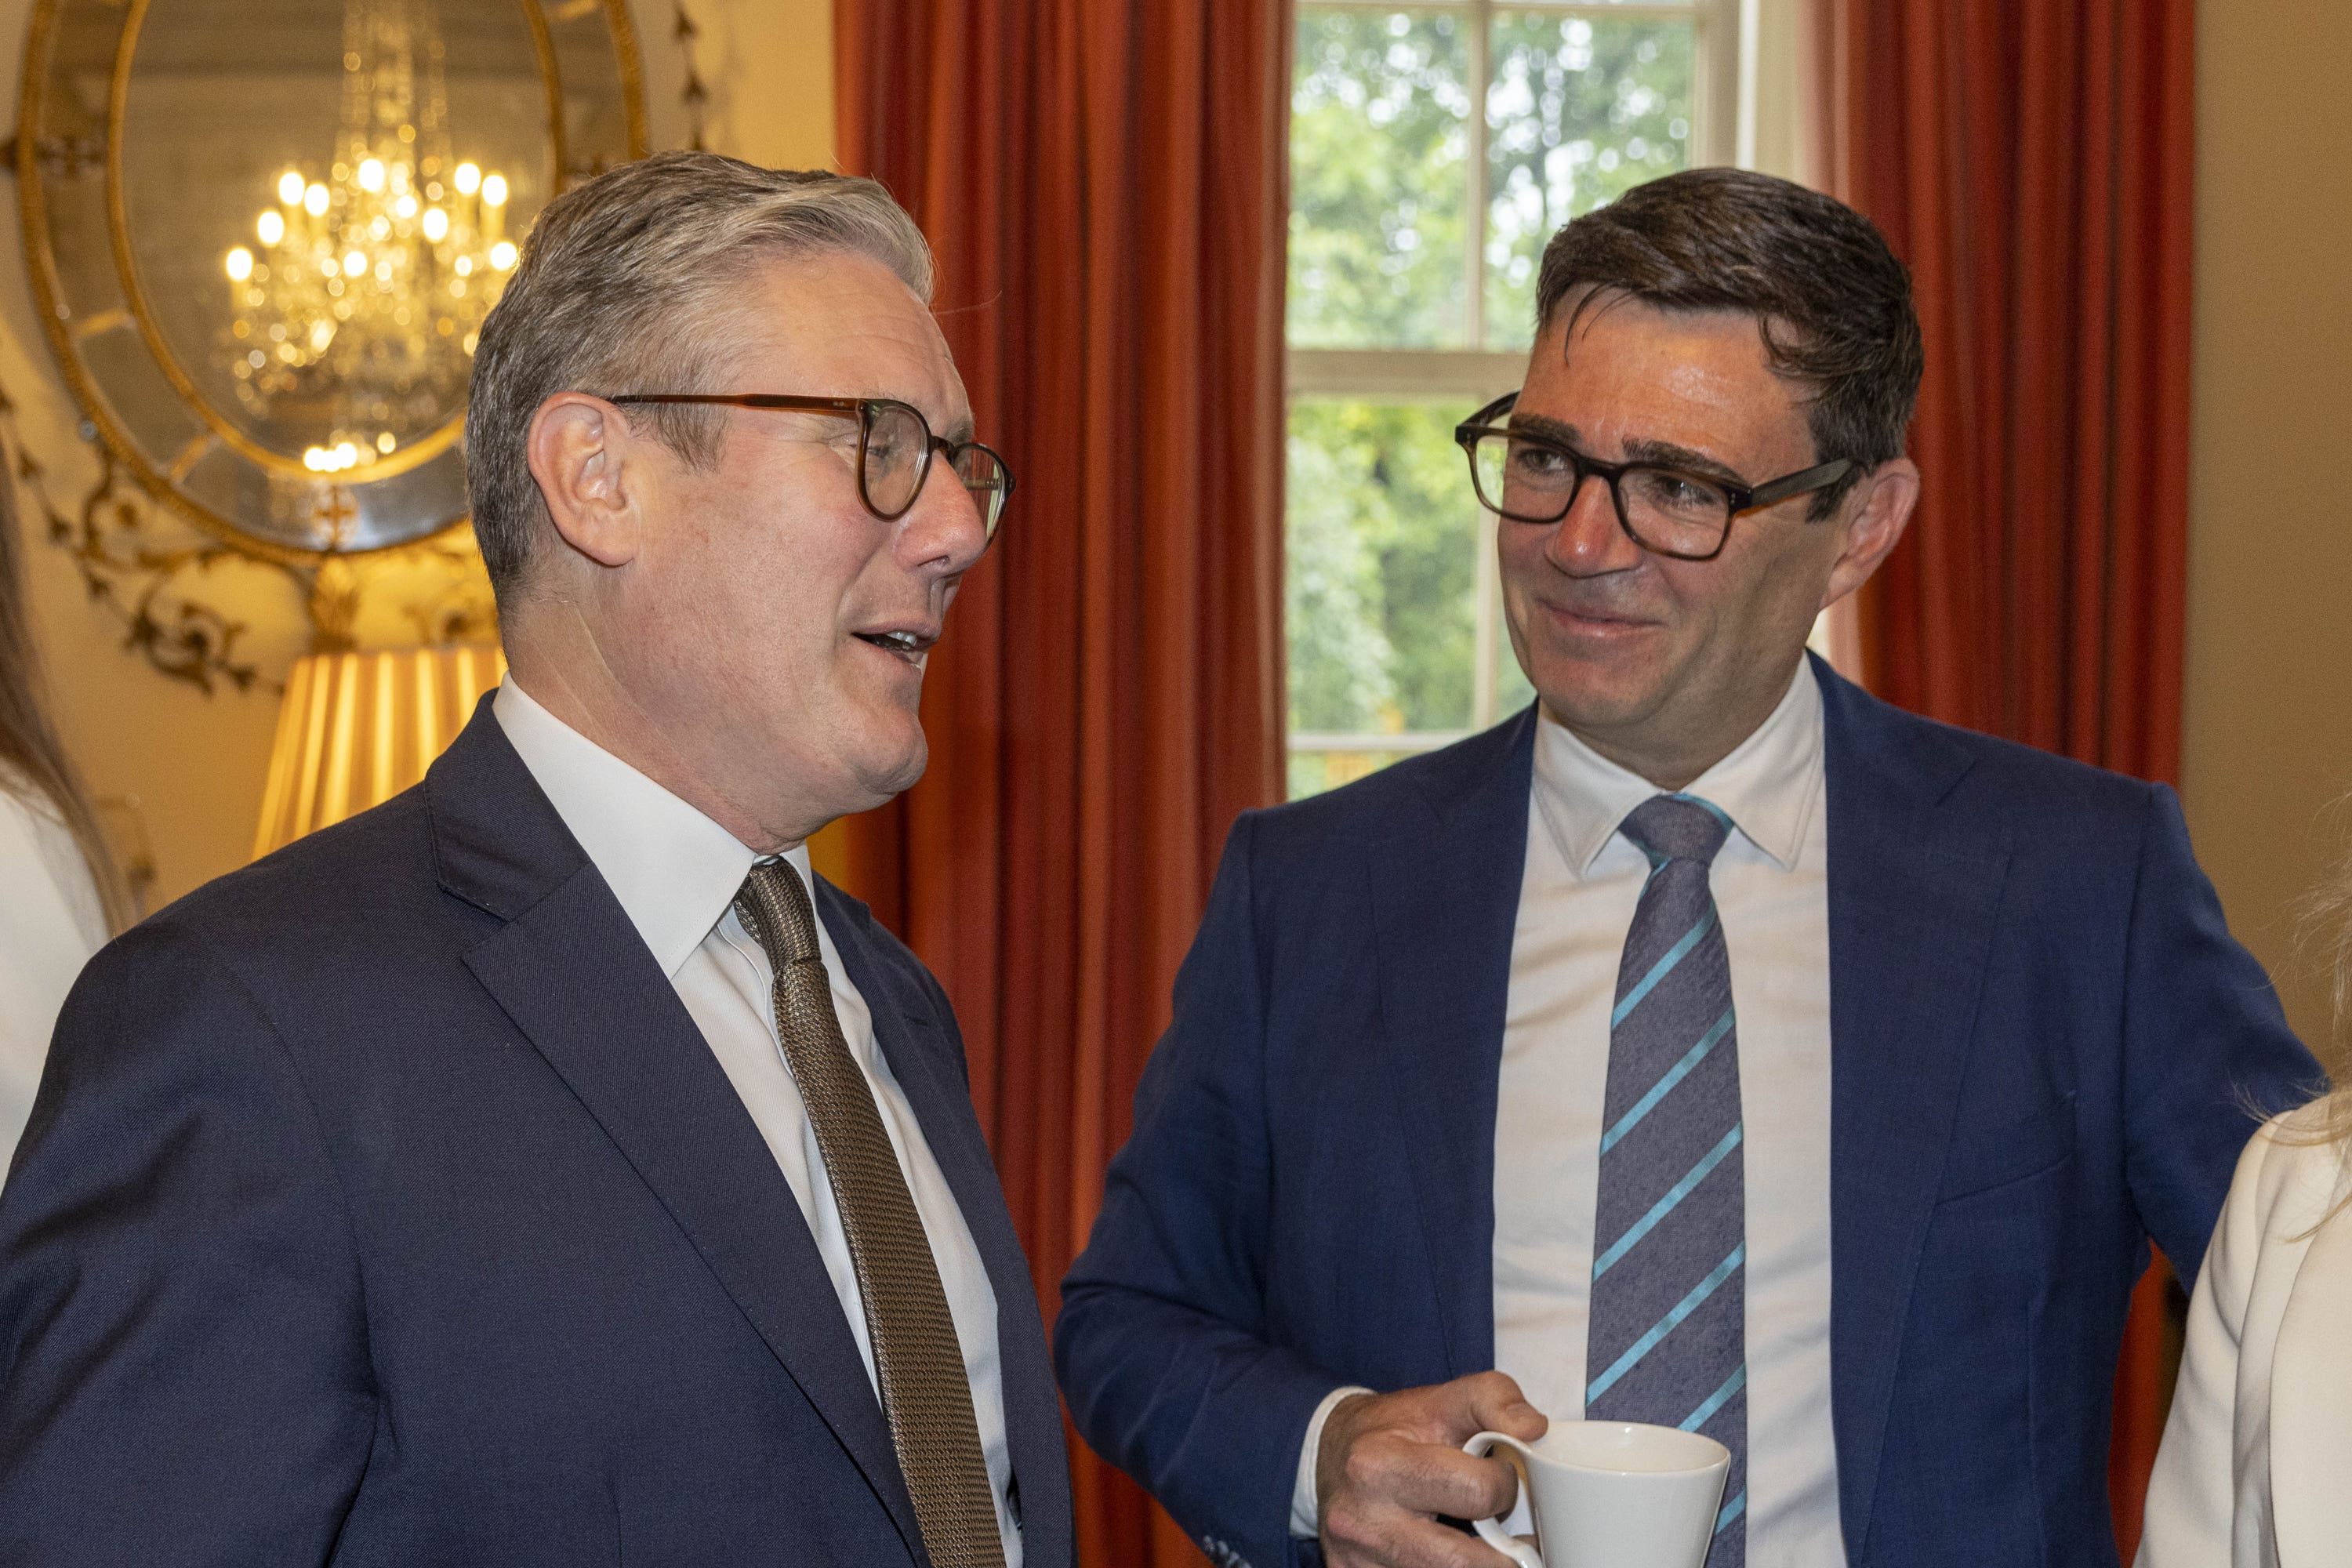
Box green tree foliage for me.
[1286,399,1479,737]
[1486,14,1694,346]
[1289,11,1472,347]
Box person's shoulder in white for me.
[2140,1102,2352,1568]
[0,776,107,1174]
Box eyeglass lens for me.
[862,401,1010,537]
[861,402,930,517]
[1469,434,1735,559]
[949,445,1010,536]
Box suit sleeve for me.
[2122,784,2318,1286]
[2135,1122,2274,1567]
[0,920,376,1566]
[1056,813,1341,1568]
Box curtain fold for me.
[1826,1,2197,1557]
[836,6,1290,1565]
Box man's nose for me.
[1545,470,1639,574]
[898,463,992,576]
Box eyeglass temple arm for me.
[1741,457,1855,513]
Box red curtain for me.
[1824,1,2197,1557]
[834,5,1289,1566]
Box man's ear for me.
[526,393,644,569]
[1820,456,1921,608]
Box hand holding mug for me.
[1459,1421,1730,1568]
[1316,1371,1548,1568]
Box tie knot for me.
[735,858,822,967]
[1620,793,1733,868]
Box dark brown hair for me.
[0,474,129,932]
[1535,167,1924,515]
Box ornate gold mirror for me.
[19,0,646,561]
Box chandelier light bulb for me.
[227,0,523,478]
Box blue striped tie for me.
[1585,793,1747,1566]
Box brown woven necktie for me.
[734,860,1007,1568]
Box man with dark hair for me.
[1056,169,2311,1568]
[0,153,1064,1566]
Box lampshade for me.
[252,645,506,858]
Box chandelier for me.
[220,0,518,477]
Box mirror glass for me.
[22,0,643,556]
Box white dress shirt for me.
[495,677,1022,1564]
[1294,661,1845,1566]
[0,779,107,1178]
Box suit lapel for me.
[427,702,928,1565]
[1817,662,2012,1557]
[1366,709,1537,1376]
[819,882,1075,1568]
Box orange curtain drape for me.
[1825,1,2197,1558]
[834,5,1289,1566]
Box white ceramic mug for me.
[1461,1421,1730,1568]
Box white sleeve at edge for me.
[1290,1385,1375,1539]
[2136,1126,2272,1567]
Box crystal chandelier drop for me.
[220,0,518,476]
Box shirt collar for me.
[1531,657,1824,877]
[493,673,786,978]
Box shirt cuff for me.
[1290,1385,1377,1540]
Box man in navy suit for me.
[1056,169,2314,1568]
[0,154,1061,1567]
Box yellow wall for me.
[2180,0,2352,1047]
[5,0,833,912]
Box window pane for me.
[1287,399,1483,767]
[1484,13,1694,348]
[1288,747,1437,800]
[1289,10,1473,349]
[1495,604,1538,719]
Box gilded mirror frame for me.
[17,0,648,566]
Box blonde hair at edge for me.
[0,474,129,934]
[2278,840,2352,1178]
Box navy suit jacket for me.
[1057,657,2315,1568]
[0,702,1073,1568]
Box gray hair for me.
[464,151,935,596]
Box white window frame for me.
[1287,0,1746,769]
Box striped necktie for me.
[734,860,1007,1568]
[1584,793,1748,1566]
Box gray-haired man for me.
[0,152,1069,1568]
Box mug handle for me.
[1461,1431,1543,1568]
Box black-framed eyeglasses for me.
[604,394,1014,540]
[1454,392,1853,562]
